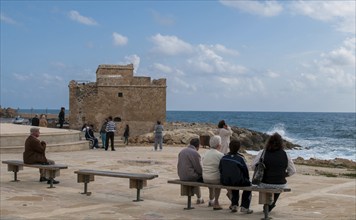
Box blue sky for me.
[1,0,355,112]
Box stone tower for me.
[68,64,166,136]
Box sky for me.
[1,0,355,112]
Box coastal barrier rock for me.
[131,122,302,150]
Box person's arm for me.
[286,153,296,177]
[191,153,203,176]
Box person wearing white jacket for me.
[218,120,233,154]
[202,135,224,210]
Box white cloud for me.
[0,13,18,25]
[153,63,173,73]
[291,1,356,34]
[68,10,97,25]
[13,73,31,81]
[151,10,175,26]
[220,0,283,17]
[266,70,280,78]
[213,44,239,56]
[151,34,193,55]
[122,54,140,74]
[112,32,128,46]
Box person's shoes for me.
[231,205,237,213]
[39,177,49,182]
[208,200,214,207]
[240,207,253,214]
[105,148,108,151]
[111,149,116,151]
[196,198,204,204]
[47,179,60,184]
[213,205,223,210]
[268,204,276,212]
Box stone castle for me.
[68,64,166,136]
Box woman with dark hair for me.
[217,120,233,154]
[251,132,296,212]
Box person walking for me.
[153,121,164,151]
[105,116,116,151]
[123,124,130,145]
[58,107,65,128]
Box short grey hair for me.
[30,127,40,133]
[209,135,221,149]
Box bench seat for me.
[74,169,158,202]
[168,179,291,220]
[2,160,68,188]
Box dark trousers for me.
[231,190,252,208]
[105,132,115,150]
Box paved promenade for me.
[0,124,355,219]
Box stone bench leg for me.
[180,185,197,210]
[130,179,147,202]
[7,164,23,182]
[259,192,273,220]
[77,174,94,195]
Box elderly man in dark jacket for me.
[23,127,59,184]
[219,139,253,214]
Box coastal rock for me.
[131,122,302,150]
[294,157,356,169]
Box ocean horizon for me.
[14,109,356,162]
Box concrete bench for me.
[2,160,68,188]
[74,169,159,202]
[167,179,291,220]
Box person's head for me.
[61,107,65,111]
[108,116,113,121]
[218,120,226,128]
[34,114,38,118]
[30,127,40,137]
[190,138,200,150]
[157,120,161,125]
[126,124,129,128]
[265,132,284,152]
[209,135,221,149]
[229,139,241,154]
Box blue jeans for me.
[100,132,106,148]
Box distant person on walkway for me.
[23,127,59,184]
[83,124,99,149]
[153,121,164,151]
[105,116,116,151]
[39,114,48,127]
[251,132,296,213]
[177,138,205,204]
[58,107,65,128]
[123,124,130,145]
[100,118,108,149]
[218,120,233,154]
[31,114,39,126]
[220,139,253,214]
[202,135,224,210]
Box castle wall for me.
[69,64,166,136]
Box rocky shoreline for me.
[131,121,302,151]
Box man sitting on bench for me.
[219,139,253,214]
[23,127,59,184]
[177,138,205,204]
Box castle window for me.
[118,92,123,97]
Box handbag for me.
[252,150,266,185]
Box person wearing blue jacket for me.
[219,139,253,214]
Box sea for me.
[16,109,356,162]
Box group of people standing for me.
[31,114,48,127]
[83,116,130,151]
[177,120,296,214]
